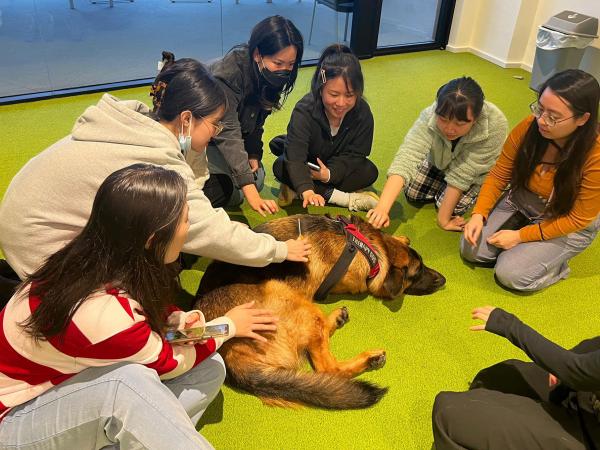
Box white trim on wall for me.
[446,44,533,71]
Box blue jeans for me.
[460,195,600,292]
[0,353,225,449]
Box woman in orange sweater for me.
[461,69,600,291]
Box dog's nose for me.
[434,272,446,288]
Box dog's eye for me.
[409,263,424,280]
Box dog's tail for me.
[227,366,387,410]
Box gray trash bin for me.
[530,10,598,91]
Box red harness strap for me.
[342,223,381,279]
[313,216,381,301]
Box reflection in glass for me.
[0,0,346,99]
[378,0,441,48]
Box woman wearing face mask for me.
[269,44,380,211]
[0,54,310,290]
[461,69,600,292]
[204,15,303,216]
[367,77,508,231]
[0,164,278,449]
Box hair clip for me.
[320,68,327,85]
[150,81,168,109]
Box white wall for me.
[470,0,520,66]
[507,0,540,66]
[447,0,481,50]
[448,0,600,71]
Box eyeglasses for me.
[199,115,224,136]
[529,101,576,128]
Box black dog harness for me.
[314,216,381,301]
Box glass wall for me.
[0,0,454,100]
[0,0,352,99]
[377,0,443,48]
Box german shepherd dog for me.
[194,214,445,410]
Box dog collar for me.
[314,216,380,301]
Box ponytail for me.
[149,51,226,122]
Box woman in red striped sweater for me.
[0,164,276,449]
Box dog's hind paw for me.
[336,306,350,329]
[366,351,386,371]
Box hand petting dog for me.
[285,238,311,262]
[225,301,278,343]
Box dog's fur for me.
[194,214,445,410]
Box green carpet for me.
[1,50,599,449]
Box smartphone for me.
[306,161,320,171]
[165,323,230,344]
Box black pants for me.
[270,135,378,198]
[203,143,266,208]
[203,173,235,208]
[0,260,20,309]
[432,358,593,450]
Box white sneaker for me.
[277,183,296,207]
[348,191,379,212]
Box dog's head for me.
[374,234,446,299]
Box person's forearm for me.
[242,183,260,201]
[488,309,600,391]
[437,185,463,223]
[377,175,405,213]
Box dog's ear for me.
[382,234,410,265]
[392,235,410,246]
[379,234,411,298]
[383,266,407,298]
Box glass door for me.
[375,0,455,53]
[378,0,442,47]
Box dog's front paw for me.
[336,306,349,329]
[366,350,386,371]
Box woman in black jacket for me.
[270,44,379,211]
[204,15,303,217]
[433,306,600,449]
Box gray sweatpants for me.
[460,195,600,292]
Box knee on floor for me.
[494,261,542,292]
[432,391,463,431]
[363,161,379,186]
[459,238,495,265]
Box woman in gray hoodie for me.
[0,55,310,288]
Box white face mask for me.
[178,116,193,156]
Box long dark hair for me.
[435,76,484,121]
[311,44,364,102]
[512,69,599,218]
[150,51,226,122]
[20,164,188,340]
[247,15,303,110]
